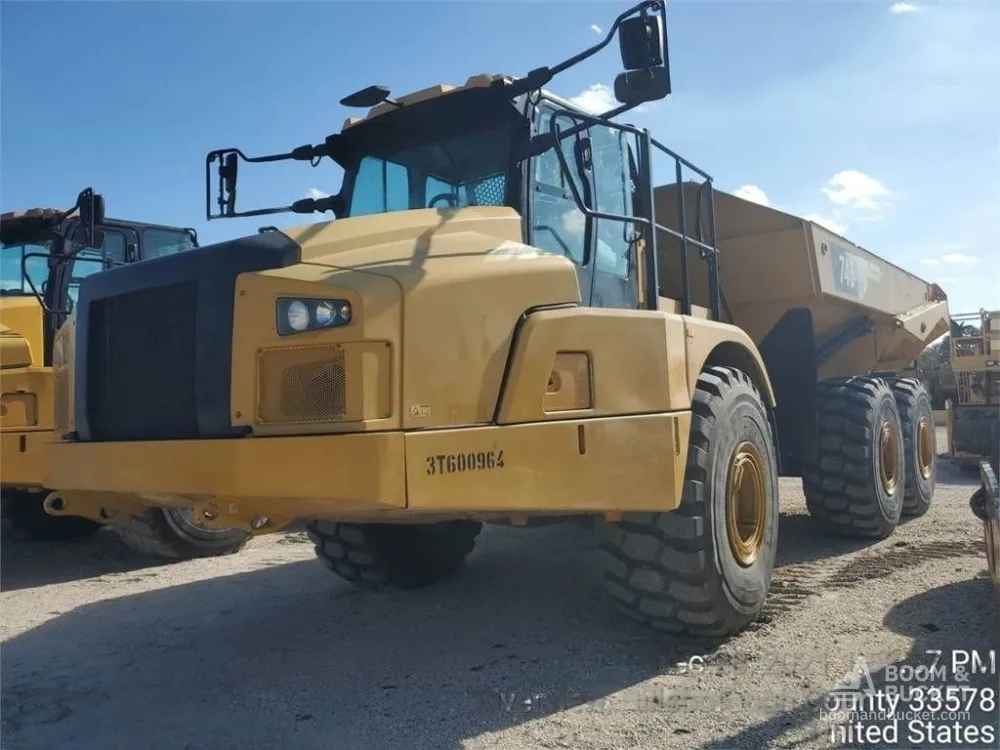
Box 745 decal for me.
[426,450,505,476]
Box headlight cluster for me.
[276,297,352,335]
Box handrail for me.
[546,110,721,320]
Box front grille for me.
[86,282,198,440]
[257,345,348,425]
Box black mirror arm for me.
[206,139,350,220]
[551,0,661,78]
[506,0,661,99]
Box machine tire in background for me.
[307,520,483,589]
[114,508,251,560]
[802,376,905,539]
[5,490,102,541]
[597,365,779,637]
[886,377,936,517]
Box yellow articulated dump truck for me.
[1,188,250,559]
[945,309,1000,471]
[41,1,948,636]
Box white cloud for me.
[569,83,617,115]
[562,208,585,236]
[920,252,977,266]
[804,213,848,235]
[307,188,329,200]
[590,24,602,34]
[821,170,891,212]
[732,184,770,207]
[889,2,918,13]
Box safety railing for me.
[548,108,721,320]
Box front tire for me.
[5,490,102,541]
[802,376,905,538]
[307,520,482,589]
[114,508,250,560]
[597,366,779,637]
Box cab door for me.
[586,123,640,311]
[527,103,595,304]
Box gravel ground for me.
[2,428,997,750]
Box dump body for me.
[653,183,950,380]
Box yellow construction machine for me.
[944,309,1000,471]
[41,2,949,635]
[0,189,250,559]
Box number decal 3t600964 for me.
[426,451,505,476]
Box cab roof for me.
[340,73,591,131]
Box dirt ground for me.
[2,428,997,750]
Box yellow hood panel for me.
[0,297,43,369]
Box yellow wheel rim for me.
[726,441,767,567]
[879,420,901,495]
[917,416,934,480]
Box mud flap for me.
[757,307,818,476]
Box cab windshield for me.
[0,230,127,311]
[0,240,52,296]
[338,88,526,218]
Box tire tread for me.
[598,365,776,637]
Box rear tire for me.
[886,377,936,517]
[802,376,904,539]
[307,520,482,589]
[5,490,102,541]
[114,508,250,560]
[597,366,779,637]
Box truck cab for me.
[1,189,198,539]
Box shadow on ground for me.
[1,512,920,750]
[701,576,999,749]
[0,524,719,750]
[0,527,171,592]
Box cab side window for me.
[529,107,589,265]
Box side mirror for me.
[340,85,392,108]
[616,9,671,105]
[614,67,670,105]
[618,14,664,71]
[76,187,106,249]
[220,153,238,215]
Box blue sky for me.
[2,0,997,313]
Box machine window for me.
[349,157,410,217]
[141,228,196,260]
[590,124,633,279]
[0,241,51,295]
[530,107,589,265]
[424,173,507,209]
[67,230,128,309]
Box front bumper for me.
[44,413,691,522]
[1,431,50,488]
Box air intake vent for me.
[257,345,348,425]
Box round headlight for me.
[286,300,310,331]
[315,301,335,327]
